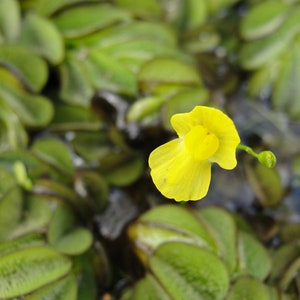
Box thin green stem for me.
[237,144,259,158]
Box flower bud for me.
[258,151,277,168]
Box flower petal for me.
[149,139,211,201]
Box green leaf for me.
[138,57,201,93]
[10,195,53,239]
[269,242,300,289]
[0,246,72,298]
[273,42,300,119]
[51,105,103,132]
[237,231,272,280]
[180,0,207,31]
[226,276,269,300]
[123,274,171,300]
[114,0,163,18]
[75,21,177,49]
[197,207,237,275]
[139,205,217,251]
[104,40,191,71]
[52,3,131,38]
[71,132,111,162]
[0,45,48,92]
[206,0,239,14]
[0,167,23,242]
[59,53,94,106]
[162,87,209,130]
[48,205,93,255]
[33,178,78,207]
[240,1,288,40]
[24,273,77,300]
[21,0,85,16]
[245,162,284,207]
[99,152,144,186]
[239,8,300,69]
[0,67,53,127]
[0,0,20,42]
[0,233,44,258]
[74,171,108,213]
[84,50,137,96]
[150,242,229,300]
[126,96,165,122]
[0,96,28,151]
[31,137,74,176]
[20,12,64,64]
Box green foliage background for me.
[1,0,300,299]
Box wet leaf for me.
[0,45,48,92]
[0,67,53,127]
[237,231,271,280]
[127,96,165,122]
[20,12,64,64]
[240,1,288,40]
[114,0,162,18]
[0,0,20,42]
[52,3,131,38]
[51,105,103,132]
[48,205,93,255]
[150,242,229,300]
[269,242,300,289]
[226,276,269,300]
[280,223,300,244]
[206,0,239,14]
[0,96,28,151]
[196,207,237,275]
[122,273,171,300]
[71,131,110,162]
[74,171,108,213]
[31,137,74,177]
[103,40,191,71]
[32,179,82,211]
[84,50,137,96]
[273,42,300,119]
[10,195,52,239]
[0,167,23,242]
[139,205,217,250]
[76,21,176,49]
[245,161,284,207]
[99,151,144,186]
[138,57,201,94]
[0,246,72,298]
[59,53,94,106]
[239,8,300,69]
[24,273,77,300]
[21,0,86,16]
[162,87,209,130]
[0,233,44,258]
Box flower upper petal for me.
[149,139,212,201]
[171,106,240,169]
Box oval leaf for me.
[240,1,288,40]
[0,0,20,42]
[226,276,269,300]
[52,3,131,38]
[20,12,64,64]
[237,231,272,280]
[0,246,72,298]
[150,242,229,300]
[0,45,48,92]
[48,205,92,255]
[24,273,77,300]
[0,67,53,128]
[31,137,74,176]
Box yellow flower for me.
[149,106,240,201]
